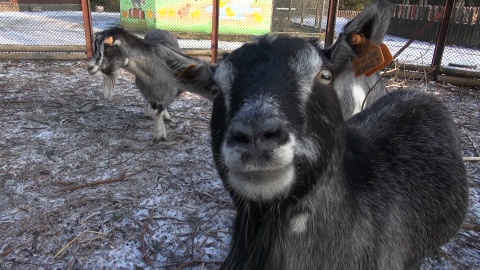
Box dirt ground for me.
[0,60,479,270]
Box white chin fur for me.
[103,75,116,99]
[227,164,295,201]
[223,133,297,201]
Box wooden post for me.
[325,0,338,46]
[430,0,455,81]
[211,0,219,64]
[81,0,93,58]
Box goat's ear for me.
[343,0,392,45]
[176,63,216,101]
[154,45,215,100]
[326,0,392,76]
[177,64,199,81]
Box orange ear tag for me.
[351,34,392,77]
[364,43,393,77]
[103,36,114,45]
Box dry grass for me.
[0,60,478,269]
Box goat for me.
[318,0,391,118]
[171,1,469,269]
[87,27,190,142]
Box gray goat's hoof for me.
[163,110,172,122]
[153,137,167,144]
[104,91,115,100]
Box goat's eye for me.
[210,85,220,99]
[317,69,333,85]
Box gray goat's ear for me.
[176,63,215,101]
[325,0,392,74]
[342,0,392,45]
[157,46,215,101]
[177,64,200,81]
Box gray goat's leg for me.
[163,110,171,121]
[153,109,167,143]
[144,101,170,121]
[144,100,155,118]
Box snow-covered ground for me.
[0,58,479,270]
[1,11,479,70]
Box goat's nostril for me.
[254,119,284,143]
[228,119,285,147]
[258,126,282,142]
[231,128,254,144]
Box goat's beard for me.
[103,74,116,99]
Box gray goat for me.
[320,0,391,118]
[166,0,469,269]
[87,27,185,142]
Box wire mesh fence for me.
[0,0,92,59]
[0,0,479,81]
[387,0,480,70]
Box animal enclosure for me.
[0,0,480,269]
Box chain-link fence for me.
[387,0,480,72]
[0,0,92,59]
[1,0,479,83]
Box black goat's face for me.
[205,36,342,202]
[87,33,125,77]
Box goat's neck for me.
[118,45,157,80]
[222,201,286,270]
[122,57,150,81]
[223,152,351,269]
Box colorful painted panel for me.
[120,0,272,34]
[120,0,156,29]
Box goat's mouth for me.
[226,164,296,201]
[222,135,297,201]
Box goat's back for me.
[144,29,182,52]
[342,89,468,267]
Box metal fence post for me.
[211,0,219,64]
[325,0,338,47]
[430,0,455,81]
[81,0,93,58]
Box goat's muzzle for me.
[221,117,296,201]
[87,64,101,76]
[223,117,293,173]
[226,118,287,154]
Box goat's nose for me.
[228,118,286,147]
